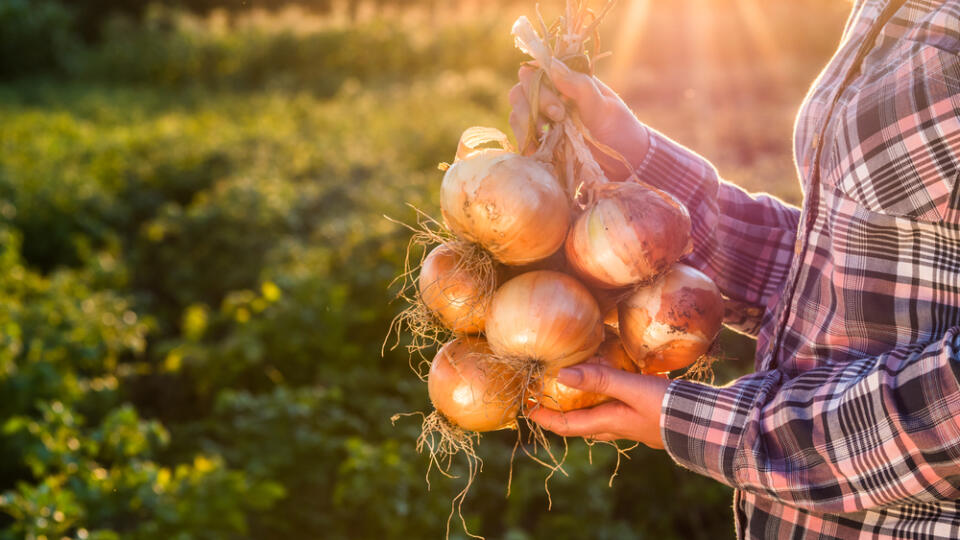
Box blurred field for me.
[0,1,849,538]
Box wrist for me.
[599,122,650,182]
[638,374,670,450]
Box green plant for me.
[0,0,78,78]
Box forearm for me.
[661,328,960,513]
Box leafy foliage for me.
[0,0,78,77]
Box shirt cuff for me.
[632,128,716,216]
[659,377,763,489]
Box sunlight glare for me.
[734,0,785,85]
[688,0,714,147]
[607,0,651,91]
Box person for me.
[509,1,960,538]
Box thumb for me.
[557,364,636,402]
[548,60,603,109]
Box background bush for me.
[0,1,848,538]
[0,0,78,77]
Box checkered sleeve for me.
[661,328,960,513]
[634,129,801,335]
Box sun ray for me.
[687,0,715,149]
[604,0,651,91]
[734,0,786,88]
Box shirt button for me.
[810,134,819,149]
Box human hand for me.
[527,363,670,449]
[508,61,650,181]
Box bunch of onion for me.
[399,0,711,456]
[387,3,730,537]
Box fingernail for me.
[557,367,583,387]
[545,104,565,121]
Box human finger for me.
[592,75,621,99]
[556,364,648,405]
[526,401,628,437]
[508,83,531,151]
[547,60,605,113]
[518,65,566,122]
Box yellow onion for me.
[440,149,570,265]
[428,337,521,432]
[619,263,723,373]
[419,243,492,334]
[537,338,638,412]
[565,182,692,288]
[485,270,604,371]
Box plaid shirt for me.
[641,1,960,538]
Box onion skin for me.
[498,247,571,283]
[590,286,623,336]
[419,244,490,334]
[428,337,520,432]
[485,270,604,371]
[565,183,692,288]
[618,264,724,373]
[603,305,620,336]
[537,338,637,412]
[440,149,570,265]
